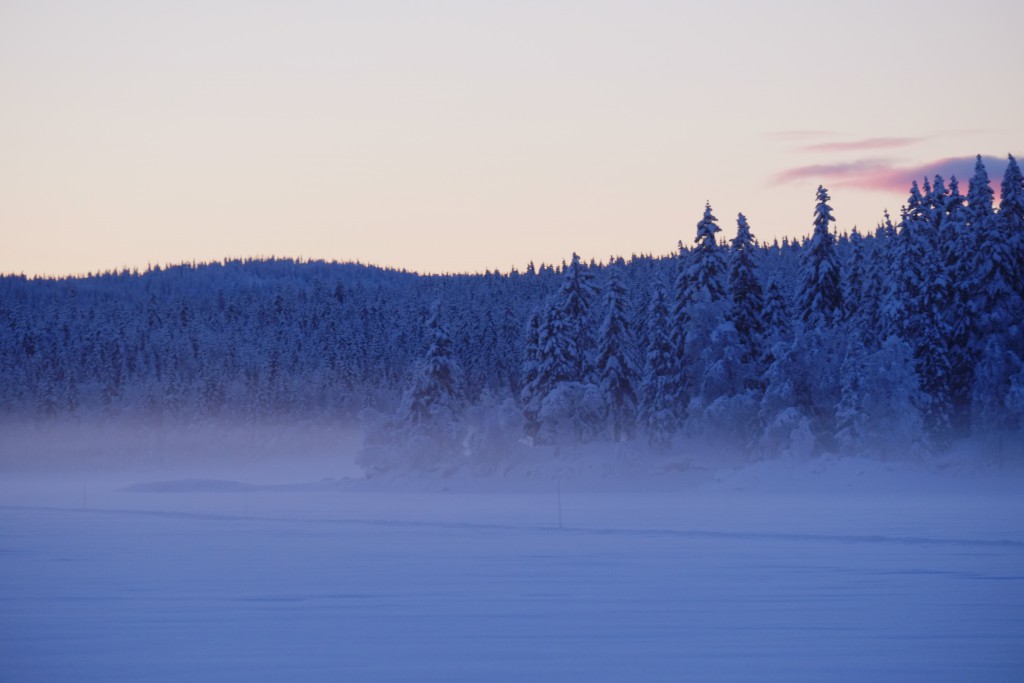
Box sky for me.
[2,0,1022,277]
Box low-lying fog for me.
[3,416,1022,522]
[3,417,1024,682]
[1,416,362,478]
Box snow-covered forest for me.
[4,155,1023,472]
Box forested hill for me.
[3,155,1023,467]
[1,256,565,418]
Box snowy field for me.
[3,449,1024,683]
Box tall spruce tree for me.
[798,186,842,327]
[401,301,461,424]
[999,154,1024,300]
[673,203,732,423]
[915,243,954,439]
[728,213,765,365]
[553,252,597,383]
[842,227,866,326]
[534,302,575,400]
[966,155,996,228]
[689,202,728,303]
[892,181,929,339]
[596,266,639,441]
[860,227,890,348]
[835,338,868,453]
[965,156,1020,429]
[924,175,947,232]
[762,278,791,346]
[526,254,602,443]
[640,285,676,448]
[967,156,1016,339]
[519,311,543,438]
[943,175,975,426]
[669,241,691,421]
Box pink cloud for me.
[772,159,894,186]
[773,155,1015,198]
[801,137,923,153]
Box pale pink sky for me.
[2,0,1022,276]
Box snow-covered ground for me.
[2,449,1023,682]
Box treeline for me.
[2,155,1022,470]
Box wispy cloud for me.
[772,159,894,186]
[765,130,837,141]
[772,155,1014,196]
[801,137,923,153]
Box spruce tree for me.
[526,255,602,444]
[999,154,1024,300]
[892,181,930,339]
[841,227,865,326]
[943,175,975,426]
[835,338,868,453]
[966,155,996,228]
[519,312,542,438]
[762,278,791,346]
[965,156,1020,429]
[534,303,575,397]
[967,156,1016,339]
[640,285,676,448]
[596,266,639,441]
[798,186,842,327]
[669,241,691,421]
[915,235,954,439]
[860,228,889,348]
[552,252,597,383]
[401,302,461,424]
[689,202,728,303]
[670,204,732,426]
[924,175,946,231]
[728,213,765,365]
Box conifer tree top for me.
[945,175,966,224]
[1000,154,1023,226]
[813,185,836,235]
[967,155,995,222]
[695,202,720,247]
[732,213,754,249]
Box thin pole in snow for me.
[557,478,562,529]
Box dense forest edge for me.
[3,154,1023,477]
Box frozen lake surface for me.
[2,465,1024,682]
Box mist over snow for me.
[3,428,1023,682]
